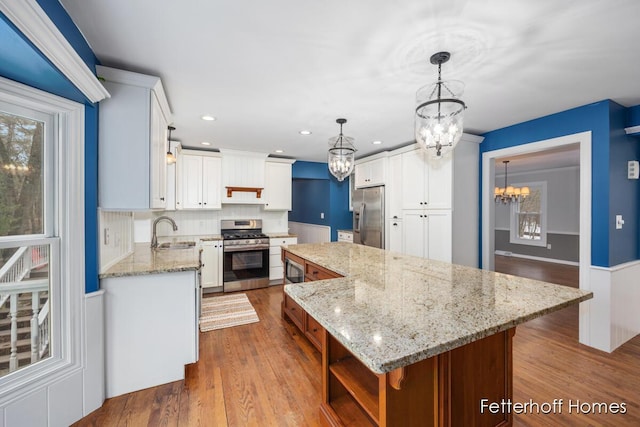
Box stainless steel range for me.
[221,219,270,292]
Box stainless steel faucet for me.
[151,215,178,248]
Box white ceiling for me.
[495,143,580,174]
[60,0,640,162]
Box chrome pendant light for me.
[328,118,356,181]
[494,160,530,204]
[415,51,466,159]
[166,125,176,165]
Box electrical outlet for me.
[320,212,325,219]
[547,244,552,250]
[616,215,624,229]
[103,228,110,245]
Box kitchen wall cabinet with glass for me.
[176,148,222,210]
[97,66,172,210]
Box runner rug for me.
[200,293,260,332]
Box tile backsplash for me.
[134,206,289,242]
[99,210,133,272]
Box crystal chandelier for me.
[495,160,530,204]
[415,51,466,159]
[328,118,356,181]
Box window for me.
[0,75,84,399]
[510,181,547,247]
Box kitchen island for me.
[283,242,592,427]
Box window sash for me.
[509,181,548,247]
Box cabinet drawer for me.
[284,294,304,329]
[269,237,298,254]
[269,253,283,268]
[305,262,339,281]
[305,314,324,351]
[269,266,283,281]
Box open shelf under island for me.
[282,242,592,427]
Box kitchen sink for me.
[156,241,196,250]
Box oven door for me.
[223,247,269,292]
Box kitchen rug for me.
[199,293,259,332]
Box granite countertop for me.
[266,232,297,239]
[99,243,200,279]
[284,242,592,374]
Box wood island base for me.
[319,328,515,427]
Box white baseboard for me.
[494,250,579,267]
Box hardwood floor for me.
[74,260,640,426]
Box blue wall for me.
[628,105,640,128]
[291,161,352,241]
[0,2,100,293]
[480,100,640,268]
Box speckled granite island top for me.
[284,242,592,374]
[99,243,200,279]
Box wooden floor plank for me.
[74,261,640,426]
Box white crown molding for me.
[0,0,109,103]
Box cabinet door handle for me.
[204,202,207,205]
[160,197,165,201]
[393,223,398,226]
[312,328,318,332]
[198,202,202,205]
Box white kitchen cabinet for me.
[402,210,452,262]
[264,160,294,211]
[387,219,403,253]
[337,230,353,242]
[97,66,172,210]
[102,271,197,398]
[220,149,268,204]
[269,237,298,281]
[200,240,223,291]
[387,153,403,220]
[401,149,452,210]
[176,149,222,210]
[355,157,386,188]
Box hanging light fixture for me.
[494,160,530,204]
[415,51,466,159]
[166,125,176,165]
[328,118,356,181]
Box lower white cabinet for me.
[337,230,353,242]
[269,237,298,281]
[102,271,198,398]
[402,210,452,262]
[200,240,223,291]
[387,220,403,253]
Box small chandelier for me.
[415,51,466,159]
[166,125,176,165]
[495,160,529,204]
[328,118,356,181]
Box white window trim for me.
[509,181,548,247]
[0,75,85,403]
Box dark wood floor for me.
[74,258,640,426]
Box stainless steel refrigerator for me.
[352,186,385,248]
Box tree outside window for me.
[510,182,547,247]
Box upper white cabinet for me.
[220,149,268,204]
[355,157,386,188]
[401,149,452,210]
[97,65,172,210]
[264,160,294,211]
[176,148,222,210]
[387,153,403,220]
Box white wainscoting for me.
[83,290,105,415]
[585,260,640,352]
[288,222,331,244]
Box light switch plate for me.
[616,215,624,229]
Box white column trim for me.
[0,0,109,103]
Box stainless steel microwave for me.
[284,257,304,284]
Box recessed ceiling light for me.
[372,140,383,145]
[274,149,284,153]
[299,130,312,135]
[201,141,212,146]
[201,115,216,121]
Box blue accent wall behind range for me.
[290,161,352,241]
[480,100,640,268]
[0,2,101,293]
